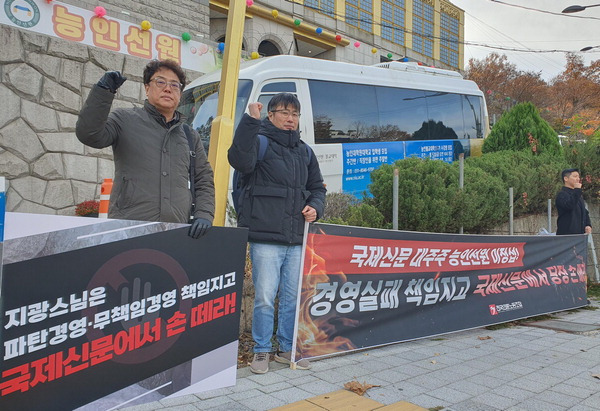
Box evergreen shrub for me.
[483,102,562,156]
[465,151,568,216]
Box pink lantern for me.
[94,6,106,18]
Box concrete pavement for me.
[123,300,600,411]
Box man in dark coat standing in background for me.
[556,168,592,235]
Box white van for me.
[180,55,489,196]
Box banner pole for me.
[547,199,552,233]
[509,187,514,235]
[290,221,310,369]
[584,201,600,282]
[0,176,5,242]
[393,168,398,230]
[588,233,600,283]
[0,177,4,305]
[459,154,464,234]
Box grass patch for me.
[485,314,556,330]
[588,283,600,299]
[517,314,556,323]
[485,321,518,330]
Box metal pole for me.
[584,201,600,282]
[509,187,514,235]
[588,233,600,283]
[459,154,464,234]
[207,1,247,226]
[547,199,552,233]
[393,168,398,230]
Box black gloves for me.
[97,71,127,93]
[188,218,212,239]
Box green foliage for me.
[453,166,507,232]
[322,192,357,221]
[319,216,348,225]
[345,203,387,229]
[483,102,562,156]
[370,158,464,233]
[347,149,571,233]
[465,151,569,216]
[320,193,386,228]
[563,140,600,202]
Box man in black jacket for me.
[228,93,326,374]
[556,168,592,235]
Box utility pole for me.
[207,1,247,226]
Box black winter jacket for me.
[555,186,591,235]
[228,114,326,244]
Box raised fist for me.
[97,71,127,94]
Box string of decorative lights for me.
[282,0,597,54]
[489,0,600,21]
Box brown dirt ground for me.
[237,332,254,368]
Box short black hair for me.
[561,168,579,181]
[143,59,186,89]
[268,93,300,113]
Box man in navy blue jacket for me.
[556,168,592,235]
[228,93,326,374]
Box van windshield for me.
[179,80,253,149]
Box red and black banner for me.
[0,226,247,411]
[294,223,588,360]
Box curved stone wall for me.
[1,7,207,215]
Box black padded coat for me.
[228,114,326,244]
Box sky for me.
[449,0,600,81]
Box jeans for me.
[250,242,302,353]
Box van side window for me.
[462,95,483,139]
[261,82,297,92]
[376,87,428,140]
[257,83,298,118]
[309,80,379,143]
[424,92,463,139]
[309,79,483,144]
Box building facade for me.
[209,0,465,70]
[0,0,464,216]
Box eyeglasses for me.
[149,77,183,92]
[270,110,301,119]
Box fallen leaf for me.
[592,374,600,380]
[478,336,492,340]
[431,360,437,364]
[344,380,380,396]
[434,353,440,356]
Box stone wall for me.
[1,0,209,215]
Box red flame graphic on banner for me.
[296,229,357,360]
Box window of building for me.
[412,0,434,57]
[305,0,335,18]
[381,0,405,45]
[258,40,280,57]
[440,11,459,68]
[346,0,373,33]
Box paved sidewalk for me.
[124,302,600,411]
